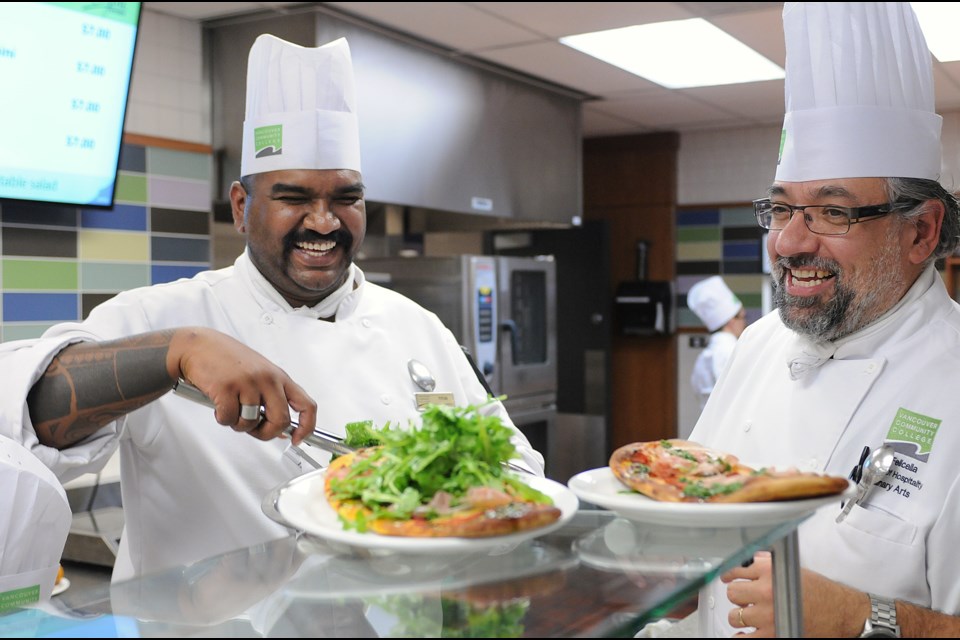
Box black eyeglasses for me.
[753,198,909,236]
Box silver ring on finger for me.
[240,404,260,421]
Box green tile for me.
[2,259,77,290]
[2,323,55,341]
[81,262,150,291]
[115,173,148,203]
[737,293,763,308]
[147,148,212,181]
[677,227,721,242]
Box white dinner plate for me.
[567,467,855,528]
[275,469,579,554]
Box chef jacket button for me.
[261,313,273,325]
[865,363,877,373]
[707,596,715,609]
[362,318,372,328]
[743,421,752,432]
[380,394,392,404]
[808,458,818,469]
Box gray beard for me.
[772,234,904,342]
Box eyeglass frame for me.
[752,198,913,236]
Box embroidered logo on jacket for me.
[885,407,940,463]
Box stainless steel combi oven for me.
[359,255,559,474]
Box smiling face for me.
[766,177,925,342]
[230,169,366,308]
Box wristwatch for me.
[860,594,901,638]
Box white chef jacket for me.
[691,265,960,637]
[690,331,738,413]
[0,252,544,582]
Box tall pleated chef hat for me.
[241,35,361,177]
[776,2,942,181]
[687,276,743,333]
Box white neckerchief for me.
[786,264,936,380]
[241,249,359,319]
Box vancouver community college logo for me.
[254,124,282,158]
[885,407,941,463]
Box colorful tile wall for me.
[676,204,767,329]
[0,142,212,341]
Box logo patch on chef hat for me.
[254,124,282,158]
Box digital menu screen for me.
[0,2,141,208]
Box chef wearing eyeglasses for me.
[690,3,960,638]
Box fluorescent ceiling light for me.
[911,2,960,62]
[560,18,784,89]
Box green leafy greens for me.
[330,402,551,531]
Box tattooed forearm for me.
[28,331,178,449]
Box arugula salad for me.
[328,402,552,528]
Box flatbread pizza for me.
[323,404,561,537]
[609,439,849,503]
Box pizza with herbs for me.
[321,405,562,538]
[609,439,849,503]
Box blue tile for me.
[3,292,78,322]
[151,264,206,284]
[677,209,720,226]
[80,204,147,231]
[723,240,761,260]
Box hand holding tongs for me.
[172,377,534,476]
[171,378,352,470]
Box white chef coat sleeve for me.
[0,334,122,484]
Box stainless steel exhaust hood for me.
[207,6,586,226]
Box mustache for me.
[286,228,353,252]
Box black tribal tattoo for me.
[28,330,177,449]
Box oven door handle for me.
[500,319,519,363]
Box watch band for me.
[861,594,901,638]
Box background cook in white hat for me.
[0,33,543,584]
[687,276,746,414]
[683,2,960,638]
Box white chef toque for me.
[776,2,942,182]
[687,276,742,332]
[241,35,361,177]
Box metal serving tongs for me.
[171,378,352,470]
[172,377,535,476]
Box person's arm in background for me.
[722,554,960,637]
[27,326,317,449]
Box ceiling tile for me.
[934,64,960,112]
[582,105,654,138]
[680,79,785,123]
[472,2,694,39]
[708,6,786,67]
[475,41,661,96]
[590,90,744,130]
[325,2,540,52]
